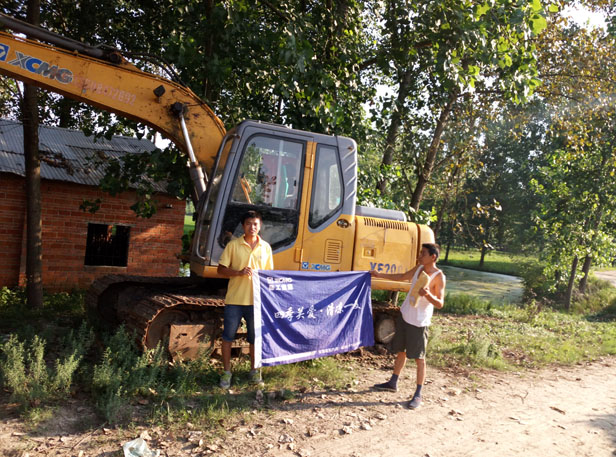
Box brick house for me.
[0,119,186,291]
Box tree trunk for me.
[444,220,454,262]
[578,254,592,294]
[479,244,487,268]
[564,255,579,311]
[376,70,412,195]
[410,90,457,210]
[23,0,43,309]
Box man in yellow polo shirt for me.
[217,210,274,388]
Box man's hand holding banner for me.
[253,270,374,367]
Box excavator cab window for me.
[219,134,304,250]
[309,144,343,228]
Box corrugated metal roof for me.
[0,118,169,192]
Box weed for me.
[443,293,493,315]
[572,277,616,314]
[0,287,86,337]
[91,327,217,424]
[450,335,506,370]
[0,326,92,410]
[24,407,55,425]
[265,356,352,392]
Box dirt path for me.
[1,356,615,456]
[266,358,616,457]
[595,271,616,288]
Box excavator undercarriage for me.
[86,275,400,360]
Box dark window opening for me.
[84,223,130,266]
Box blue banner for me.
[253,270,374,367]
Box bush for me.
[571,277,616,314]
[0,323,94,409]
[442,293,492,315]
[91,327,214,424]
[446,334,506,369]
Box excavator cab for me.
[191,120,359,277]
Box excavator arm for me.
[0,14,226,196]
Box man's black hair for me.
[422,243,440,260]
[241,210,262,224]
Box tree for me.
[529,18,616,308]
[367,0,555,216]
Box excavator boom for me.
[0,24,225,173]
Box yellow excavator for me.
[0,14,434,358]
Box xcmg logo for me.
[0,43,73,84]
[0,44,9,61]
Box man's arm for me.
[418,272,445,309]
[370,265,418,282]
[217,264,253,278]
[217,243,253,278]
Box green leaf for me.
[530,14,547,34]
[476,3,490,19]
[531,0,542,13]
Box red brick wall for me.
[0,174,26,286]
[0,173,185,291]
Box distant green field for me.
[441,249,533,276]
[184,214,195,238]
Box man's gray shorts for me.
[391,314,428,359]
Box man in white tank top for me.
[370,243,446,409]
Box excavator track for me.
[86,274,242,359]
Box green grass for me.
[184,214,195,238]
[441,249,535,276]
[1,284,615,431]
[430,292,616,370]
